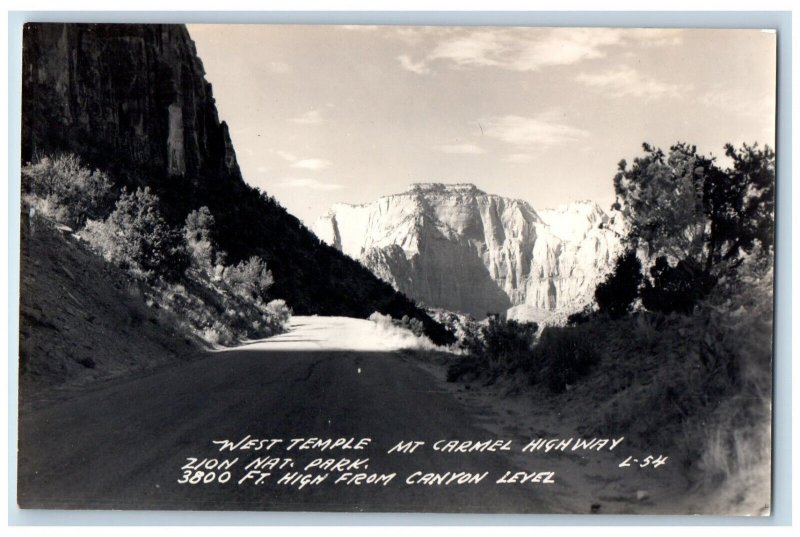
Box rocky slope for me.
[21,23,452,344]
[19,212,198,400]
[314,183,622,321]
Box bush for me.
[447,317,538,382]
[532,326,599,393]
[595,249,642,319]
[567,304,594,325]
[222,256,274,302]
[398,315,425,337]
[641,256,717,315]
[184,206,223,273]
[84,187,189,281]
[482,317,539,370]
[265,299,292,329]
[22,154,115,228]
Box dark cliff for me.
[21,23,453,345]
[22,24,241,185]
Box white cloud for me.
[502,153,536,163]
[435,143,486,155]
[269,150,332,170]
[267,61,290,74]
[289,109,323,125]
[339,25,380,32]
[393,26,458,45]
[274,178,345,191]
[398,54,430,75]
[484,113,590,148]
[291,158,332,170]
[699,87,774,119]
[397,28,684,75]
[576,65,688,100]
[623,28,684,47]
[429,30,508,68]
[270,149,297,162]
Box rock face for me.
[19,23,454,344]
[314,183,622,321]
[21,23,242,185]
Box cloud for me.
[267,61,290,74]
[269,149,332,170]
[398,28,684,75]
[398,54,430,75]
[339,25,381,32]
[274,178,345,191]
[289,109,323,125]
[429,30,508,69]
[502,153,536,163]
[623,28,684,47]
[576,65,688,100]
[483,113,590,147]
[270,149,297,162]
[435,143,486,155]
[291,158,332,170]
[698,87,775,119]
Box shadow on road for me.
[18,347,557,513]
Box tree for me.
[702,143,775,271]
[184,206,224,273]
[612,143,708,262]
[22,153,116,228]
[222,256,274,302]
[614,141,775,276]
[90,187,189,280]
[641,256,717,314]
[610,141,775,314]
[595,249,642,319]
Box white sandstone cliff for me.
[313,183,622,323]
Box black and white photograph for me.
[16,21,777,515]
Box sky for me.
[188,25,776,225]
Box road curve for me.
[18,317,557,513]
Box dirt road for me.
[17,317,563,513]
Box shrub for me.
[265,299,292,329]
[567,304,594,325]
[482,317,539,371]
[22,154,115,228]
[398,315,425,337]
[184,206,222,273]
[446,354,483,383]
[222,256,274,302]
[446,317,538,382]
[85,187,189,281]
[595,249,642,319]
[533,326,599,393]
[641,256,717,315]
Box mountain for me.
[20,23,452,345]
[313,183,623,321]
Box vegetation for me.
[222,256,275,302]
[22,154,292,347]
[184,206,223,274]
[611,141,774,314]
[443,140,775,505]
[84,187,190,281]
[21,153,115,228]
[594,249,642,319]
[447,317,538,384]
[532,326,599,393]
